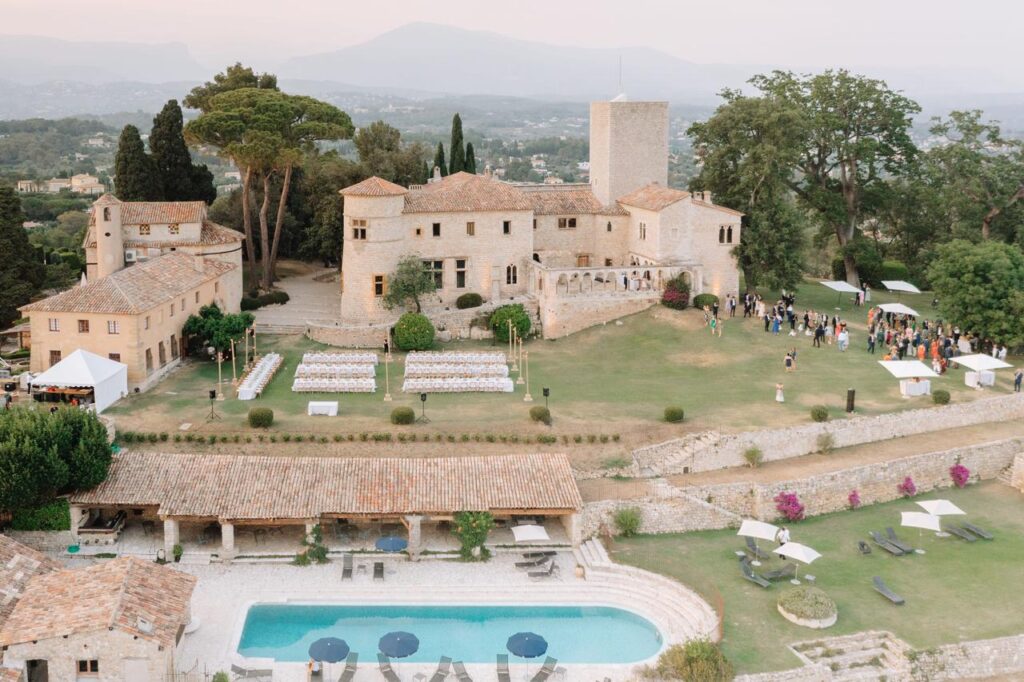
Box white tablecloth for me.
[307,401,338,416]
[238,388,256,400]
[900,379,931,396]
[965,371,995,388]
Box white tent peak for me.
[33,349,125,387]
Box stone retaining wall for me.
[908,633,1024,680]
[539,295,658,338]
[5,530,74,552]
[580,481,741,537]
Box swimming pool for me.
[237,603,664,663]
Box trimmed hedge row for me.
[241,290,290,311]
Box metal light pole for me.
[216,352,225,400]
[230,339,238,388]
[510,323,519,372]
[523,351,533,402]
[516,336,525,385]
[383,350,392,402]
[244,327,250,370]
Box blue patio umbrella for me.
[379,631,420,658]
[308,636,350,663]
[507,632,548,658]
[375,536,408,552]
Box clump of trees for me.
[0,186,46,328]
[181,304,254,355]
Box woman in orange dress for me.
[917,341,926,361]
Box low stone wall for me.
[307,322,392,348]
[5,530,74,552]
[1009,453,1024,492]
[909,633,1024,680]
[580,481,741,537]
[539,294,658,338]
[734,667,829,682]
[634,393,1024,476]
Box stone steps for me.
[792,631,911,682]
[253,323,306,335]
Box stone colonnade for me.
[528,262,700,299]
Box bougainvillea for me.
[897,476,917,497]
[950,462,971,488]
[774,491,805,522]
[848,489,861,510]
[660,275,691,310]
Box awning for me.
[950,353,1013,371]
[901,511,941,532]
[878,360,939,379]
[777,542,821,565]
[820,280,862,294]
[878,303,919,316]
[512,524,550,543]
[916,500,967,516]
[737,520,779,542]
[881,280,922,294]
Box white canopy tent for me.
[881,280,922,294]
[916,500,967,516]
[901,511,942,532]
[30,349,128,413]
[950,354,1013,372]
[776,542,822,584]
[878,360,939,379]
[511,524,550,543]
[737,520,779,542]
[821,280,862,294]
[878,302,919,316]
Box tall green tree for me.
[433,142,447,177]
[183,62,278,113]
[448,113,466,174]
[465,141,477,174]
[353,121,430,187]
[688,92,806,290]
[294,151,366,264]
[113,125,162,201]
[750,70,920,286]
[149,99,216,203]
[0,187,46,328]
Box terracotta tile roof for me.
[617,183,690,211]
[118,201,207,225]
[520,185,605,215]
[404,172,533,213]
[71,452,583,519]
[20,253,236,315]
[0,668,21,682]
[92,193,121,206]
[340,176,408,197]
[84,220,243,249]
[0,536,62,630]
[0,557,195,649]
[693,198,745,217]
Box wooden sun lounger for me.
[885,527,916,553]
[761,563,796,581]
[528,561,558,579]
[522,551,557,559]
[341,553,353,581]
[338,652,358,682]
[453,660,473,681]
[962,522,993,540]
[377,654,401,682]
[745,536,770,560]
[230,664,273,680]
[373,561,385,580]
[515,555,549,569]
[530,657,558,682]
[497,653,511,682]
[873,576,905,605]
[739,557,771,588]
[869,531,905,556]
[945,525,977,542]
[429,656,453,682]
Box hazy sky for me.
[6,0,1022,73]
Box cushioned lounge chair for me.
[869,531,904,556]
[497,654,511,682]
[453,660,473,681]
[885,527,916,553]
[338,652,358,682]
[873,576,905,605]
[341,553,353,581]
[515,556,549,569]
[962,522,993,540]
[429,656,453,682]
[377,654,401,682]
[522,551,557,559]
[762,563,796,581]
[530,657,558,682]
[745,536,770,560]
[945,525,977,542]
[528,561,558,579]
[739,557,771,588]
[373,561,385,580]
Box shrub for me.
[774,491,805,522]
[173,544,183,563]
[455,292,483,309]
[614,507,642,537]
[241,290,291,311]
[898,476,917,497]
[159,432,169,442]
[848,489,861,509]
[661,275,691,310]
[247,407,274,428]
[778,586,837,620]
[173,433,182,443]
[207,434,217,444]
[147,432,159,443]
[816,432,835,454]
[743,446,763,468]
[880,259,911,282]
[950,462,971,488]
[10,498,71,531]
[933,389,951,405]
[391,407,415,425]
[213,673,230,682]
[452,511,495,561]
[281,433,291,442]
[537,434,558,445]
[642,640,733,682]
[810,405,830,422]
[692,293,719,310]
[394,312,435,351]
[529,406,552,425]
[490,304,531,343]
[664,406,685,423]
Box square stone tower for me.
[589,99,669,206]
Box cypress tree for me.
[433,142,448,177]
[150,100,217,203]
[448,113,465,174]
[0,186,46,328]
[465,142,477,174]
[113,125,162,201]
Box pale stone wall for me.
[682,201,741,298]
[1009,453,1024,491]
[3,530,74,552]
[3,630,173,682]
[908,633,1024,680]
[624,205,663,263]
[539,294,659,339]
[589,100,669,206]
[580,481,742,537]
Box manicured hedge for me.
[529,406,552,425]
[664,406,685,423]
[391,407,416,425]
[778,586,837,620]
[248,407,274,428]
[810,405,830,422]
[692,293,719,309]
[394,313,435,351]
[456,292,483,309]
[490,304,531,343]
[933,389,951,405]
[241,290,291,311]
[10,498,71,531]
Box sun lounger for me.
[338,652,358,682]
[761,563,796,581]
[515,556,549,569]
[497,654,511,682]
[429,656,453,682]
[858,541,872,555]
[453,660,473,681]
[745,536,770,560]
[945,525,977,542]
[373,561,385,580]
[962,522,993,540]
[528,561,558,579]
[739,557,771,588]
[869,531,904,556]
[230,664,273,680]
[885,527,916,553]
[873,576,905,605]
[377,654,401,682]
[530,657,558,682]
[522,551,557,559]
[341,553,353,581]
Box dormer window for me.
[169,223,180,235]
[139,224,151,235]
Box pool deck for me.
[170,546,718,681]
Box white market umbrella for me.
[950,354,1013,372]
[737,520,779,566]
[511,524,550,543]
[777,542,821,584]
[901,511,942,532]
[916,500,966,517]
[821,280,861,308]
[881,280,922,294]
[878,360,939,379]
[878,302,919,317]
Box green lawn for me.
[105,277,1008,437]
[612,482,1024,674]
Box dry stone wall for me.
[908,633,1024,680]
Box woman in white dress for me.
[775,383,785,403]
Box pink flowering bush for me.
[897,476,917,497]
[660,276,691,310]
[848,489,861,510]
[774,491,805,522]
[950,463,971,488]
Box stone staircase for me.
[573,538,720,646]
[633,430,725,477]
[790,631,912,681]
[253,322,307,335]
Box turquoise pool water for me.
[237,604,663,663]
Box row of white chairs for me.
[402,377,514,393]
[291,378,376,393]
[404,363,509,378]
[302,351,379,366]
[237,353,282,401]
[295,363,375,378]
[405,351,506,365]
